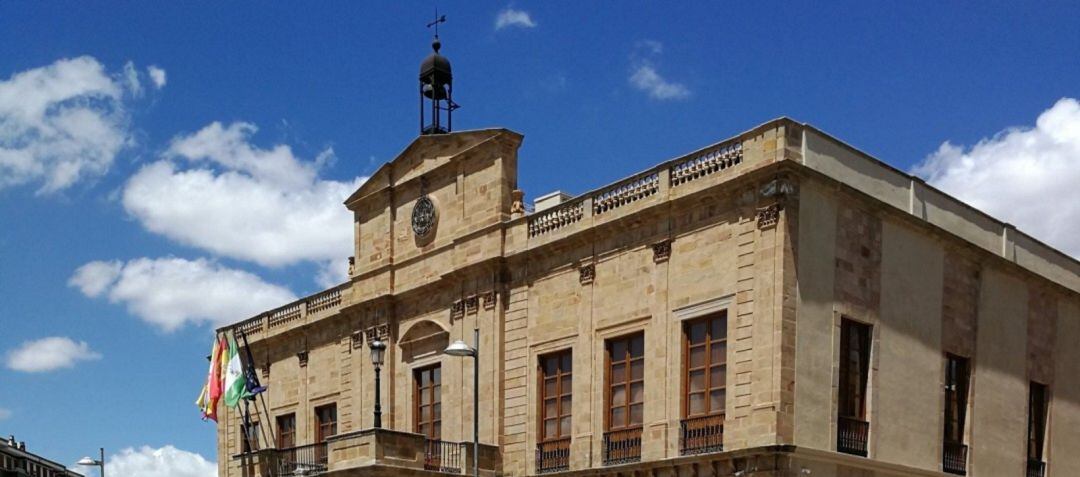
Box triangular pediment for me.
[345,128,521,207]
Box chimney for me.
[534,191,573,213]
[18,441,25,451]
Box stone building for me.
[0,435,83,477]
[215,38,1080,477]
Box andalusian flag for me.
[223,332,248,407]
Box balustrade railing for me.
[670,144,742,186]
[1026,459,1046,477]
[528,199,585,237]
[306,288,341,314]
[602,428,642,466]
[268,303,302,329]
[942,440,967,475]
[424,439,463,474]
[837,416,869,457]
[679,414,724,456]
[271,443,328,477]
[593,173,659,215]
[535,437,571,474]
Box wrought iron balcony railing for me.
[602,427,642,466]
[535,437,571,474]
[837,416,869,457]
[424,438,463,474]
[264,443,328,477]
[942,440,967,475]
[1027,459,1046,477]
[680,414,724,456]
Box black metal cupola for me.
[419,14,459,135]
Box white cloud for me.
[913,98,1080,258]
[495,8,537,30]
[121,121,365,269]
[103,446,216,477]
[0,408,10,420]
[70,257,297,332]
[0,56,135,194]
[628,40,689,101]
[147,66,167,89]
[5,337,102,373]
[122,61,142,97]
[629,64,690,100]
[69,260,123,297]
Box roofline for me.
[799,120,1080,270]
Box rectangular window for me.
[603,333,644,465]
[414,364,442,439]
[607,333,644,430]
[315,403,337,443]
[837,318,871,457]
[942,354,970,475]
[680,312,727,455]
[1027,382,1049,467]
[241,421,261,453]
[539,350,573,441]
[684,313,727,418]
[276,413,296,449]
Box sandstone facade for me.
[217,119,1080,477]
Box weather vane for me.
[427,9,446,37]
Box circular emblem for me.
[411,196,436,238]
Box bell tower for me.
[419,14,459,135]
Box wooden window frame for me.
[315,403,337,443]
[538,349,573,442]
[605,333,645,432]
[1027,381,1049,462]
[682,312,727,419]
[943,354,970,444]
[838,319,871,420]
[241,420,261,453]
[276,413,296,449]
[414,364,442,439]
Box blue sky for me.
[1,2,1078,475]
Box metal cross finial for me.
[427,9,447,37]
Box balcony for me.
[232,428,500,477]
[602,427,642,466]
[535,437,571,474]
[837,416,869,457]
[424,439,464,473]
[680,414,724,456]
[1026,459,1046,477]
[942,440,967,475]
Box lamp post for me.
[444,328,479,477]
[369,338,387,429]
[76,448,105,477]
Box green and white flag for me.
[223,332,247,407]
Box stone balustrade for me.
[226,285,346,338]
[525,140,744,238]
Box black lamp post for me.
[445,328,479,477]
[369,338,387,429]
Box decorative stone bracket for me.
[297,350,309,367]
[482,291,497,310]
[756,204,782,229]
[579,264,595,285]
[652,239,672,263]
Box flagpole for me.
[238,328,277,448]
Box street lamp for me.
[369,338,387,429]
[76,448,105,477]
[444,328,479,477]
